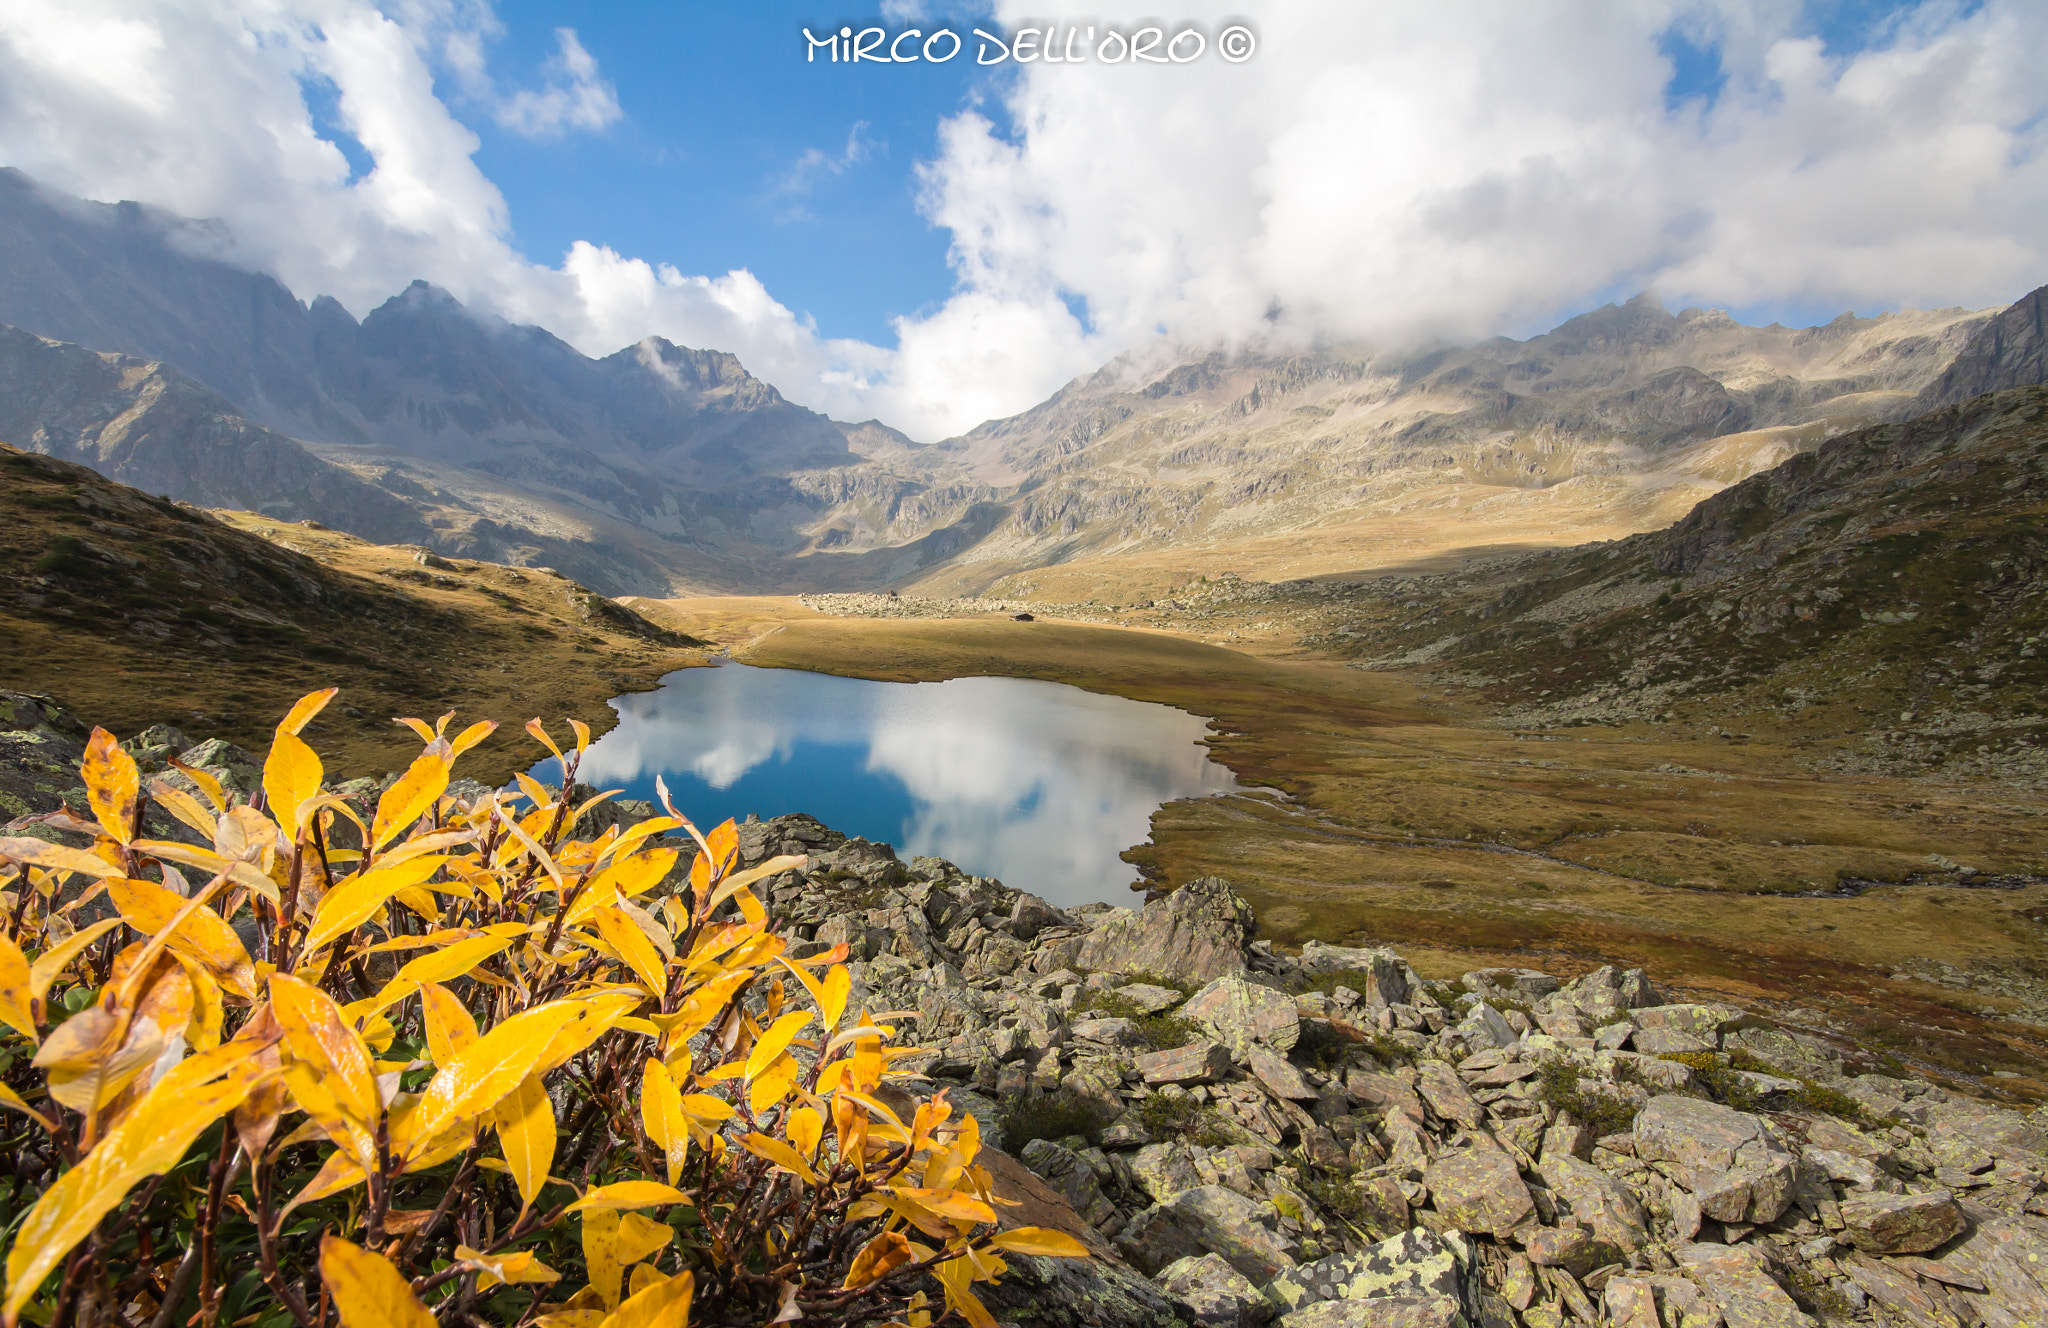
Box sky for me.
[0,1,2045,441]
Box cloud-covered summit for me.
[1,1,2043,442]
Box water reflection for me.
[555,663,1237,908]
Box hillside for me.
[5,169,2033,605]
[0,442,704,779]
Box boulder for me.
[1267,1228,1464,1313]
[1456,1003,1515,1050]
[1555,966,1660,1020]
[1020,1139,1119,1229]
[1009,893,1068,940]
[1136,1041,1232,1086]
[1117,1185,1299,1281]
[1277,1298,1466,1328]
[1424,1149,1535,1238]
[1075,877,1255,982]
[1247,1045,1317,1101]
[1840,1189,1966,1254]
[1523,1225,1623,1278]
[1157,1253,1275,1328]
[1540,1155,1652,1254]
[1183,977,1301,1056]
[1633,1095,1797,1224]
[1461,968,1561,1003]
[1129,1143,1206,1204]
[1297,943,1423,1010]
[1117,983,1190,1015]
[1415,1061,1485,1129]
[1072,1017,1147,1047]
[1673,1242,1815,1328]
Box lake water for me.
[551,662,1238,908]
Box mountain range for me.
[0,168,2040,597]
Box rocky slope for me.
[6,696,2039,1328]
[0,447,702,780]
[0,322,431,544]
[7,666,2047,1328]
[1289,383,2048,784]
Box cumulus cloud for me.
[0,1,2045,444]
[491,27,620,140]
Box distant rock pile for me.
[733,815,2048,1328]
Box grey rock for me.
[1839,1188,1966,1254]
[1072,1017,1147,1047]
[1075,876,1256,983]
[1136,1041,1232,1086]
[1183,977,1301,1056]
[1268,1228,1464,1312]
[1129,1142,1206,1204]
[1247,1045,1317,1101]
[1633,1095,1796,1224]
[1157,1253,1275,1328]
[1117,983,1190,1015]
[1630,1025,1717,1056]
[1541,1154,1652,1254]
[1297,943,1423,1010]
[1456,1003,1515,1049]
[1424,1148,1534,1238]
[1020,1138,1119,1228]
[1117,1185,1299,1281]
[1010,893,1068,940]
[1461,968,1561,1003]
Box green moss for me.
[998,1089,1100,1149]
[1534,1056,1639,1136]
[1134,1094,1232,1148]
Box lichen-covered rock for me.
[1673,1242,1815,1328]
[1268,1228,1463,1312]
[1839,1188,1966,1254]
[1021,1139,1120,1229]
[1130,1143,1206,1204]
[1297,943,1423,1010]
[1117,983,1190,1015]
[1424,1149,1534,1238]
[1540,1155,1652,1254]
[1633,1095,1797,1223]
[1247,1045,1316,1101]
[1157,1253,1275,1328]
[1461,968,1560,1003]
[1117,1185,1300,1281]
[1522,1225,1622,1278]
[1277,1295,1467,1328]
[1135,1040,1232,1085]
[1076,876,1256,983]
[1415,1061,1485,1130]
[975,1250,1190,1328]
[1183,977,1301,1057]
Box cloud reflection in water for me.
[564,663,1237,908]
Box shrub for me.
[1533,1056,1640,1137]
[1133,1095,1232,1148]
[1069,989,1200,1051]
[998,1089,1100,1149]
[0,694,1086,1327]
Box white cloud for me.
[0,1,2044,446]
[492,27,619,140]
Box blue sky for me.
[462,3,1007,345]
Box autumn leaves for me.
[0,690,1085,1327]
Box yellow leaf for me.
[0,1081,55,1133]
[746,1010,814,1082]
[936,1258,998,1328]
[786,1105,823,1161]
[165,757,228,814]
[591,905,668,994]
[567,1180,692,1212]
[4,1042,271,1325]
[419,982,479,1066]
[126,841,278,904]
[303,856,453,951]
[596,1269,693,1328]
[843,1230,914,1289]
[613,1210,672,1265]
[270,974,381,1128]
[393,1001,582,1162]
[262,729,323,839]
[447,719,498,761]
[640,1059,688,1185]
[0,838,123,882]
[747,1055,801,1117]
[819,965,852,1033]
[108,876,257,1000]
[990,1227,1091,1258]
[493,1072,555,1217]
[738,1131,818,1185]
[371,752,451,851]
[678,1094,735,1136]
[885,1186,996,1226]
[456,1243,559,1291]
[531,991,639,1077]
[525,717,565,763]
[318,1235,434,1328]
[396,933,513,988]
[277,687,339,738]
[0,932,36,1043]
[81,727,140,845]
[145,777,217,840]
